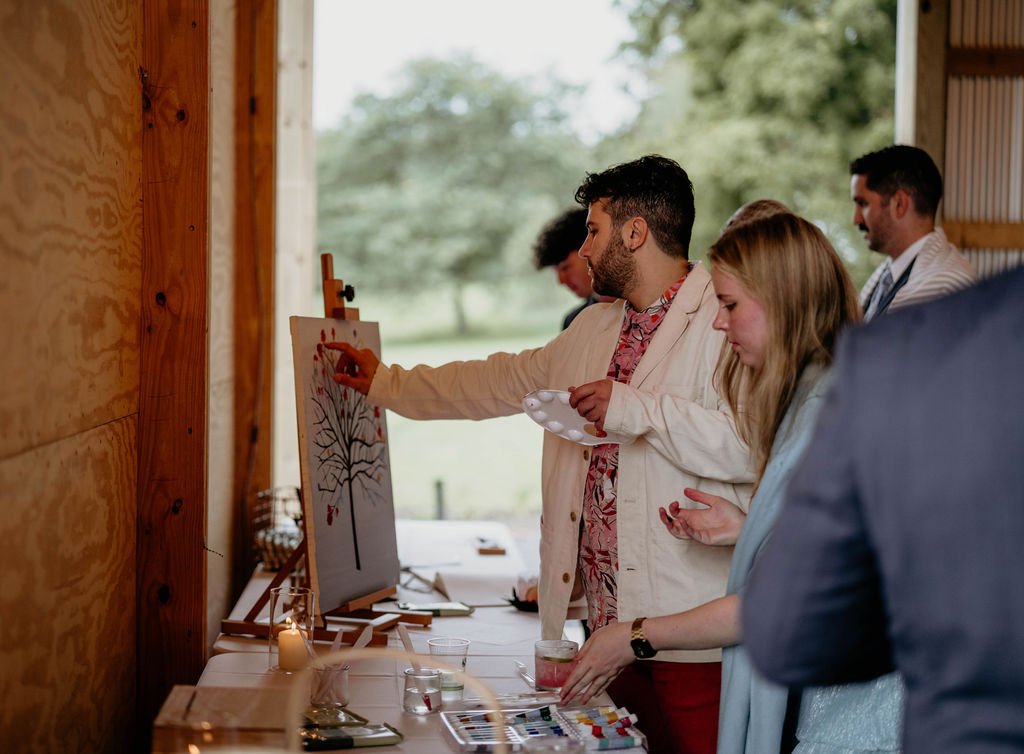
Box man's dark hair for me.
[532,207,589,269]
[574,154,695,259]
[849,145,943,219]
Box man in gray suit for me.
[742,265,1024,753]
[851,144,975,321]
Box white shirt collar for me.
[889,232,931,281]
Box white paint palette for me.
[521,389,621,446]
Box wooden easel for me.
[220,540,420,643]
[220,255,429,644]
[314,255,431,628]
[321,253,360,321]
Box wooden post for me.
[138,0,210,742]
[232,0,278,605]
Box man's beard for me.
[590,233,637,298]
[861,198,892,254]
[859,223,883,253]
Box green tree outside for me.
[317,1,900,325]
[317,55,593,335]
[604,0,898,284]
[311,2,902,525]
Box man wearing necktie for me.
[850,145,975,321]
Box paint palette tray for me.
[521,390,622,446]
[441,707,577,752]
[441,706,646,752]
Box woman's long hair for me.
[710,212,861,476]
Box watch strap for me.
[630,616,658,658]
[631,616,647,642]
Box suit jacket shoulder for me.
[743,263,1024,700]
[891,228,976,311]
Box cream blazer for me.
[369,263,755,662]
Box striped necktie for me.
[865,263,895,321]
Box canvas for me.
[290,316,400,614]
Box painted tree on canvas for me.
[309,326,387,570]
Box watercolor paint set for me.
[441,705,647,751]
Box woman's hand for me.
[659,487,747,546]
[558,621,633,705]
[324,342,380,394]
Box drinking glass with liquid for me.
[534,639,579,691]
[402,667,442,715]
[427,637,471,703]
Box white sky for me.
[312,0,644,142]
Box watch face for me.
[631,638,657,659]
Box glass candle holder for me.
[306,663,358,727]
[402,667,442,715]
[269,585,315,672]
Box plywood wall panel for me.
[0,1,143,461]
[0,418,137,753]
[0,1,142,752]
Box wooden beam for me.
[948,48,1024,77]
[233,0,278,604]
[914,0,948,173]
[944,220,1024,249]
[138,0,210,740]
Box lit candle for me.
[277,618,308,672]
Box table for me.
[175,609,552,751]
[214,519,533,655]
[153,520,619,752]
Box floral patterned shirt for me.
[579,274,687,632]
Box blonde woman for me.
[561,210,864,753]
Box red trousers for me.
[606,660,721,754]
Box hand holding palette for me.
[521,390,621,446]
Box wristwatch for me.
[630,617,658,659]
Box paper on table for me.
[433,570,513,608]
[459,613,540,648]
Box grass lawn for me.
[384,334,552,522]
[299,280,580,570]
